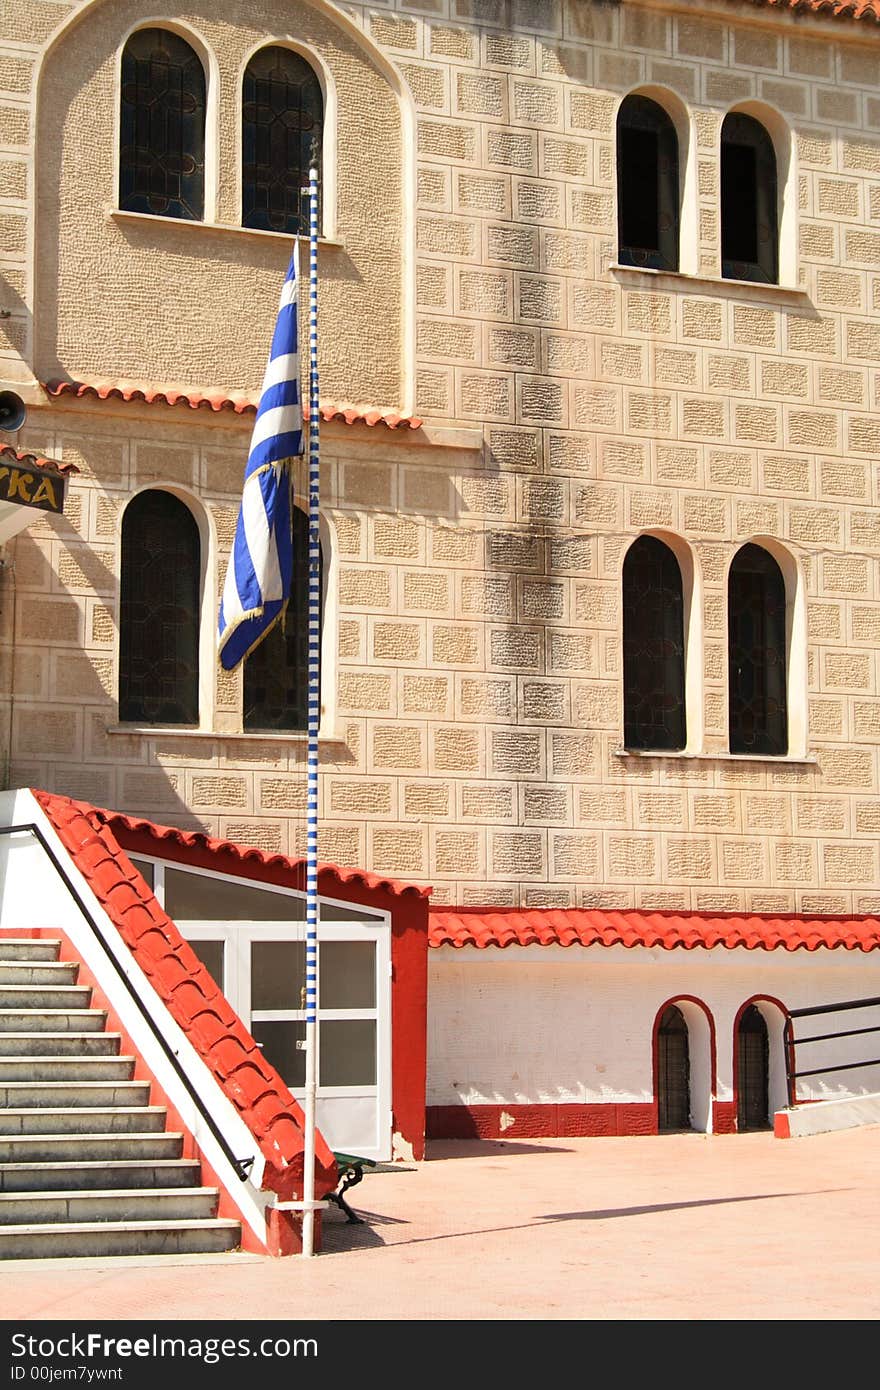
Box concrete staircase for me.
[0,937,241,1258]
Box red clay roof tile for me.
[34,789,337,1200]
[94,805,431,900]
[429,906,880,952]
[0,444,78,476]
[43,378,423,431]
[747,0,880,19]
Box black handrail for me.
[0,822,255,1181]
[784,994,880,1108]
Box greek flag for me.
[217,246,303,671]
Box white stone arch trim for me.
[725,536,807,759]
[116,481,217,732]
[719,99,796,288]
[33,0,418,415]
[734,994,790,1126]
[653,994,717,1135]
[236,37,338,242]
[614,85,698,276]
[112,18,218,225]
[623,530,704,754]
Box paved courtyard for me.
[4,1128,879,1323]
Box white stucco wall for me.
[427,944,880,1117]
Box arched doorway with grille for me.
[734,998,788,1132]
[653,997,716,1134]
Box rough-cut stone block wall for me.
[4,2,880,910]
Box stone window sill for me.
[609,263,809,305]
[614,748,817,766]
[109,207,344,248]
[108,724,346,745]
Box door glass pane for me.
[320,1020,376,1086]
[189,939,224,991]
[129,857,154,889]
[253,1020,306,1088]
[320,903,383,923]
[320,942,376,1009]
[166,868,306,921]
[251,941,306,1010]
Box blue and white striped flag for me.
[217,246,303,671]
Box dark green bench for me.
[328,1151,376,1224]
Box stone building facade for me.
[3,0,880,915]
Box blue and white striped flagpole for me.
[301,162,321,1259]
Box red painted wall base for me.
[428,1100,746,1139]
[427,1103,657,1139]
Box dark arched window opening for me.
[119,490,200,724]
[119,28,206,220]
[244,508,322,730]
[721,113,778,284]
[737,1005,770,1131]
[623,536,686,751]
[658,1005,691,1133]
[616,94,680,272]
[242,46,323,235]
[728,544,787,756]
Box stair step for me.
[0,1219,241,1260]
[0,1032,122,1057]
[0,986,91,1010]
[0,1159,202,1192]
[0,1011,106,1034]
[0,1133,183,1164]
[0,941,62,962]
[0,1080,149,1108]
[0,963,79,986]
[0,1188,220,1224]
[0,1107,166,1135]
[0,1057,135,1081]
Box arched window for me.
[244,507,322,730]
[728,544,787,756]
[657,1005,691,1133]
[616,94,680,272]
[119,28,206,221]
[119,490,200,724]
[622,536,686,751]
[736,1005,770,1131]
[721,113,778,284]
[242,46,323,235]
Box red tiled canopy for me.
[429,905,880,952]
[43,378,422,431]
[0,444,77,476]
[34,790,339,1201]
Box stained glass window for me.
[728,544,788,755]
[119,490,200,724]
[721,113,778,284]
[242,46,323,235]
[622,536,686,751]
[119,28,206,221]
[244,507,322,731]
[617,95,680,272]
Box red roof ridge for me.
[33,789,338,1200]
[90,803,431,899]
[43,377,422,430]
[745,0,880,21]
[0,443,78,476]
[428,904,880,952]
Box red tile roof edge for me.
[428,905,880,952]
[94,805,432,900]
[746,0,880,21]
[33,790,338,1201]
[42,378,423,431]
[0,444,78,476]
